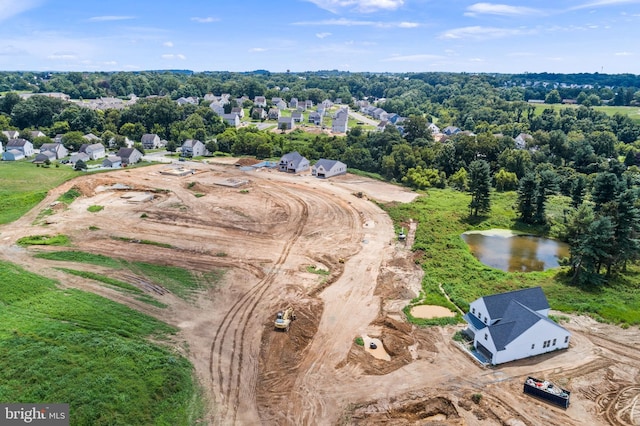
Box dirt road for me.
[1,161,638,426]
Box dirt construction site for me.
[1,159,639,426]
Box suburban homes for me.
[311,159,347,178]
[2,149,25,161]
[6,138,34,157]
[141,133,161,149]
[40,143,69,159]
[116,148,143,165]
[278,151,309,173]
[332,108,349,133]
[102,156,122,168]
[463,287,570,365]
[278,116,295,131]
[181,139,206,157]
[81,143,106,160]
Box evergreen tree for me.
[468,160,491,216]
[612,189,640,272]
[517,173,537,223]
[592,172,620,211]
[570,175,587,208]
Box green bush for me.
[354,337,364,346]
[87,205,104,213]
[16,234,70,246]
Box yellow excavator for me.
[274,307,296,331]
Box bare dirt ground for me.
[1,161,639,426]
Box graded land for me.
[0,161,638,425]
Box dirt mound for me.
[337,317,438,375]
[235,157,262,167]
[347,394,463,425]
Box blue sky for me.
[0,0,638,74]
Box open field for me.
[533,104,640,122]
[1,161,638,425]
[0,162,78,224]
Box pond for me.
[461,229,570,272]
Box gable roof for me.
[313,159,342,170]
[141,133,159,143]
[489,300,546,350]
[7,138,30,147]
[482,287,549,320]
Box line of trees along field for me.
[2,70,640,286]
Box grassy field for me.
[35,250,224,300]
[384,188,640,326]
[0,260,204,425]
[533,104,640,122]
[0,161,78,224]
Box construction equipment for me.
[274,306,296,331]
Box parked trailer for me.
[523,376,570,409]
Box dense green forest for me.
[2,70,640,287]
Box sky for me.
[0,0,639,74]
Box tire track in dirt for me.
[208,186,309,425]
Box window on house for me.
[565,336,569,343]
[472,308,475,314]
[484,318,487,324]
[552,338,556,346]
[484,333,488,340]
[531,344,535,349]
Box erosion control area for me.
[1,161,638,426]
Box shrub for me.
[354,337,364,346]
[471,393,482,404]
[87,205,104,213]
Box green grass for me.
[306,265,330,275]
[58,268,168,309]
[0,260,203,425]
[87,205,104,213]
[57,187,82,205]
[0,162,77,224]
[112,236,174,249]
[34,250,224,301]
[16,234,70,246]
[354,337,364,346]
[384,188,640,326]
[533,104,640,122]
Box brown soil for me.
[1,160,638,426]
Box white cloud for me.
[569,0,640,10]
[306,0,404,13]
[249,47,267,52]
[615,51,633,56]
[382,53,443,62]
[161,53,186,60]
[103,61,118,65]
[316,32,332,38]
[88,16,135,22]
[439,26,534,40]
[0,0,40,22]
[191,17,219,23]
[0,45,27,56]
[293,18,418,28]
[48,53,77,60]
[465,3,543,17]
[164,41,174,47]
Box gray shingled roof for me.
[314,159,339,170]
[489,300,544,350]
[482,287,549,321]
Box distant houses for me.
[116,148,143,165]
[6,139,34,157]
[181,139,206,157]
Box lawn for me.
[0,161,78,224]
[384,188,640,326]
[533,103,640,122]
[34,250,225,301]
[0,260,204,425]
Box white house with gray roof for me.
[464,287,570,365]
[6,139,34,157]
[312,159,347,178]
[278,151,309,173]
